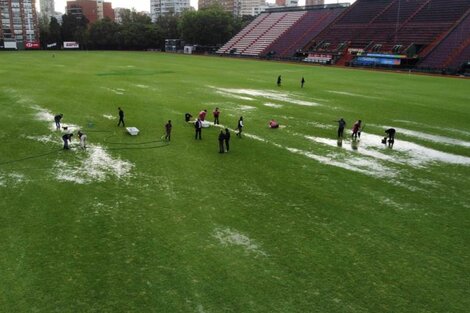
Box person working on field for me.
[224,128,231,152]
[54,114,63,130]
[384,128,396,148]
[301,77,305,88]
[62,133,73,150]
[195,118,202,140]
[198,109,207,121]
[213,108,220,125]
[352,120,362,140]
[236,116,244,138]
[269,119,279,129]
[218,130,225,153]
[336,118,346,138]
[165,120,172,141]
[77,130,87,149]
[117,107,125,127]
[277,75,282,87]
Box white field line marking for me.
[264,103,283,108]
[327,90,382,100]
[393,120,470,137]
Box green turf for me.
[0,51,469,313]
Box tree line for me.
[39,6,254,51]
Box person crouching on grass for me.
[62,133,73,150]
[54,113,63,130]
[269,119,279,129]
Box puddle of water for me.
[54,145,134,184]
[103,114,116,120]
[0,172,26,187]
[307,122,335,130]
[211,87,321,106]
[135,84,149,89]
[101,87,125,95]
[32,106,80,132]
[239,105,256,111]
[215,90,254,101]
[287,147,393,178]
[312,132,470,166]
[379,125,470,148]
[213,227,267,256]
[24,135,57,144]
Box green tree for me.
[89,18,120,49]
[155,13,180,41]
[39,15,50,48]
[179,6,241,46]
[48,17,62,48]
[119,10,160,50]
[61,13,88,44]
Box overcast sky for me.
[46,0,354,14]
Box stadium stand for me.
[217,4,348,57]
[418,8,470,70]
[302,0,470,69]
[217,0,470,73]
[263,6,346,58]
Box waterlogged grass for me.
[0,51,469,312]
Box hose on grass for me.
[0,149,60,166]
[0,132,169,168]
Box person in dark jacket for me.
[384,128,396,148]
[218,130,225,153]
[185,113,192,122]
[336,118,346,138]
[301,77,305,88]
[62,133,73,150]
[224,128,231,152]
[54,114,63,130]
[165,120,172,141]
[277,75,282,87]
[117,107,125,127]
[195,118,202,140]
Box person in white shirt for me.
[237,116,244,138]
[78,130,87,149]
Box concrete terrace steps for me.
[218,11,306,57]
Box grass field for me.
[0,51,469,313]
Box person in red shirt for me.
[269,119,279,129]
[352,120,362,140]
[213,108,220,125]
[198,110,207,121]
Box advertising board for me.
[25,41,40,49]
[64,41,80,49]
